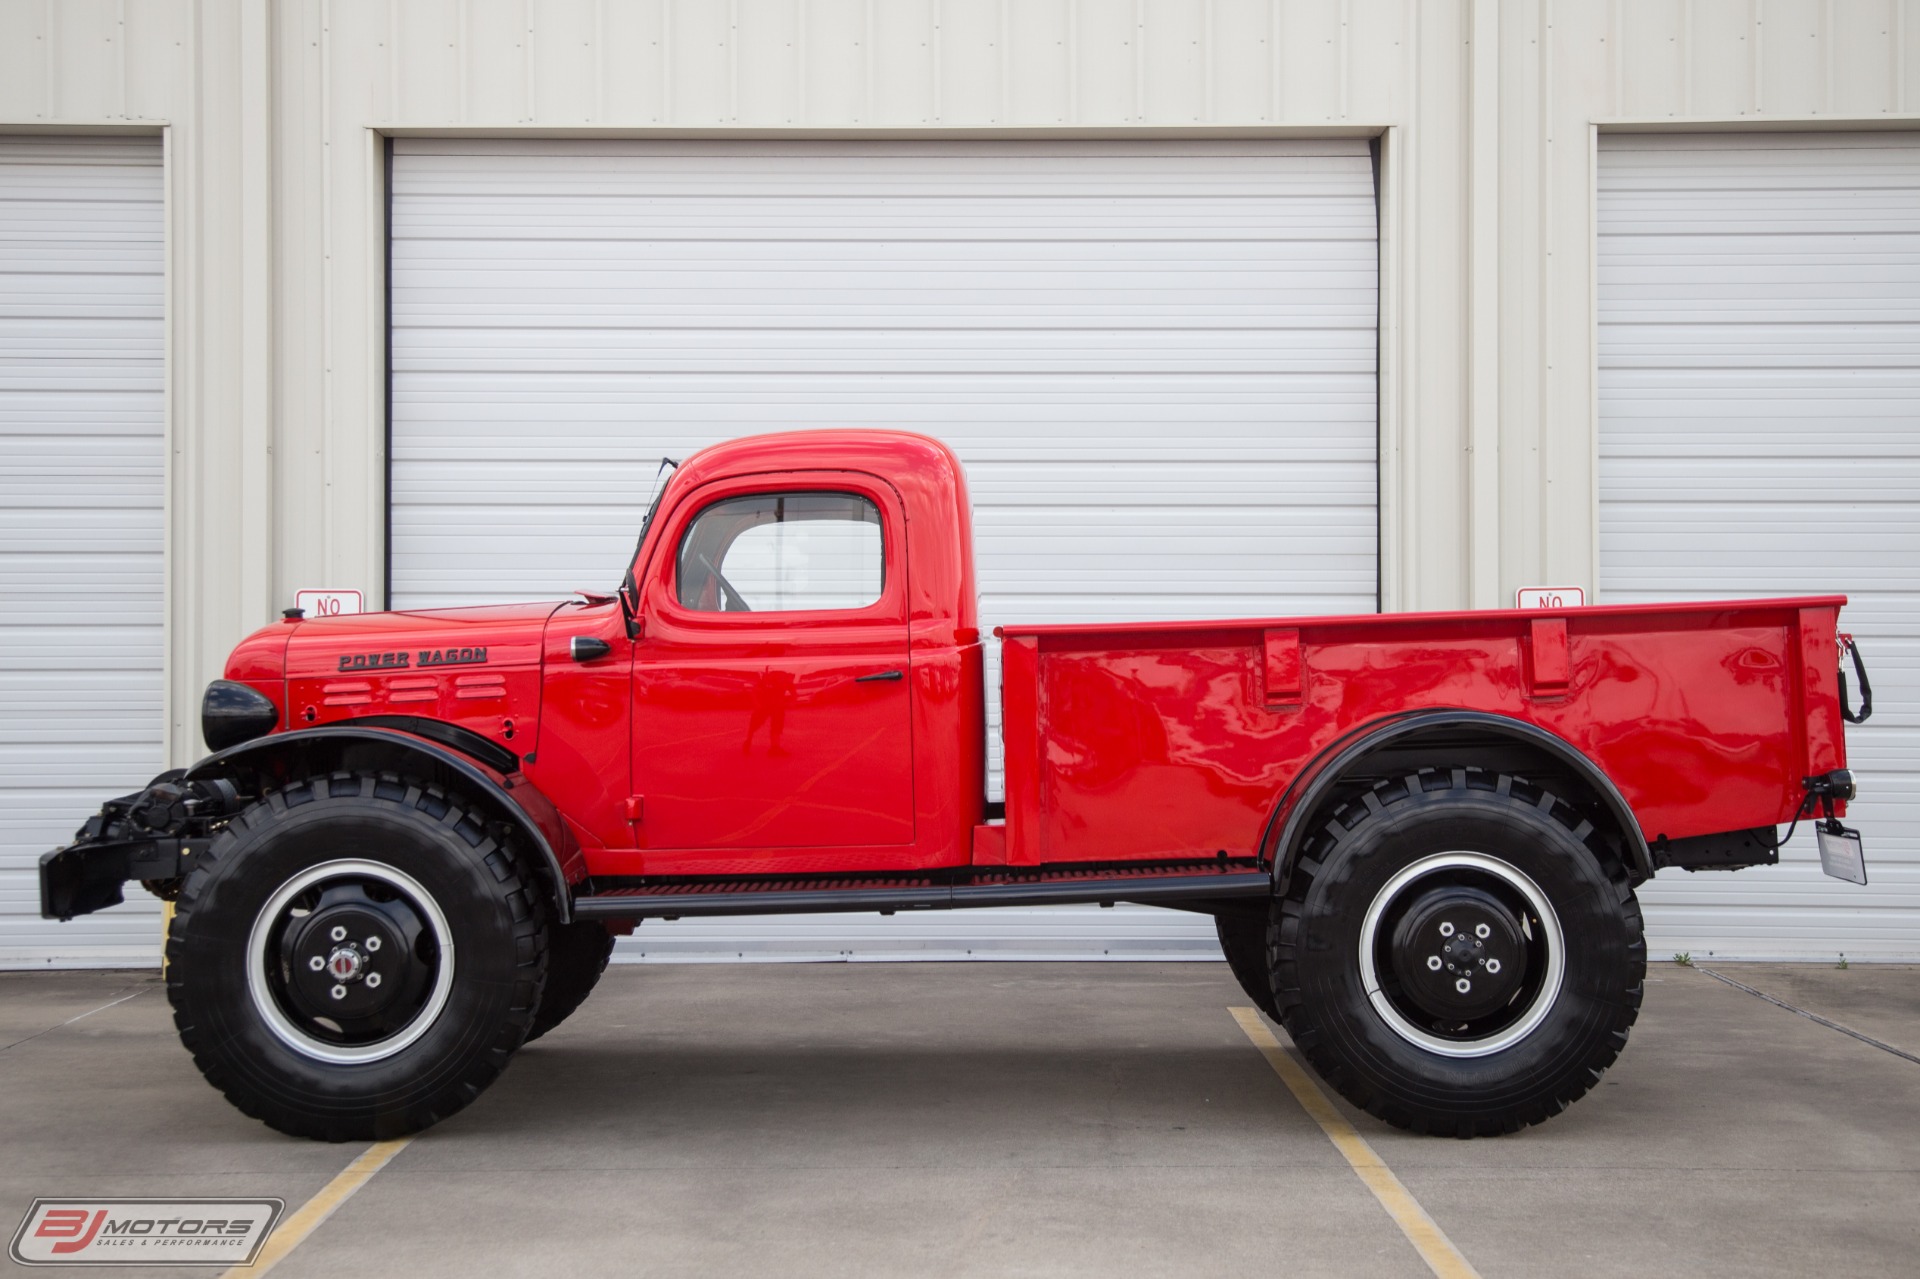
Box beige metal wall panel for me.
[3,0,1920,962]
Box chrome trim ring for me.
[1357,851,1565,1058]
[246,859,456,1065]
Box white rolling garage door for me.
[0,137,166,967]
[390,138,1378,960]
[1599,132,1920,961]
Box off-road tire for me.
[524,919,617,1044]
[165,772,548,1141]
[1271,767,1645,1137]
[1215,910,1280,1019]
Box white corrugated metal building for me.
[1,0,1914,967]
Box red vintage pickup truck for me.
[42,430,1869,1141]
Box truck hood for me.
[284,601,565,679]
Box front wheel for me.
[1272,768,1645,1137]
[166,773,549,1140]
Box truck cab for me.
[582,430,985,875]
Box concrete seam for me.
[1695,966,1920,1066]
[0,986,149,1054]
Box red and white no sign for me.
[1515,586,1586,610]
[294,589,365,618]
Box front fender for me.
[184,725,584,922]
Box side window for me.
[676,491,885,613]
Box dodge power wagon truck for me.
[41,431,1870,1141]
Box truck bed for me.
[989,596,1850,868]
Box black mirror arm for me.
[617,574,641,641]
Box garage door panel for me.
[0,746,163,794]
[396,198,1376,242]
[0,286,162,321]
[1600,131,1920,960]
[388,458,1374,506]
[396,235,1379,268]
[1601,457,1920,496]
[391,138,1377,959]
[0,407,165,435]
[0,136,166,968]
[0,680,164,744]
[391,298,1377,330]
[393,330,1376,376]
[391,387,1379,433]
[1595,327,1920,366]
[1601,374,1920,399]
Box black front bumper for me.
[38,774,236,920]
[39,837,204,921]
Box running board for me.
[570,868,1270,921]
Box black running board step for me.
[571,871,1270,920]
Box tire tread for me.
[1269,768,1647,1138]
[165,771,549,1141]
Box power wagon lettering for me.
[418,647,488,668]
[335,647,487,672]
[337,651,408,671]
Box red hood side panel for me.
[284,602,560,677]
[283,602,561,755]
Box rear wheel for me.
[1272,768,1645,1137]
[1215,910,1279,1019]
[166,772,548,1141]
[524,920,617,1044]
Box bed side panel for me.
[1009,604,1818,865]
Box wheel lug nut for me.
[1475,923,1491,939]
[1426,956,1442,971]
[308,956,325,971]
[330,925,348,942]
[1486,958,1502,974]
[1455,978,1472,994]
[366,936,382,952]
[1438,922,1455,937]
[330,984,347,1001]
[365,972,382,989]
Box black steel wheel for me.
[524,919,617,1044]
[1272,768,1645,1137]
[166,772,548,1141]
[1215,909,1280,1019]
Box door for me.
[0,137,166,966]
[1598,131,1920,959]
[388,136,1379,955]
[631,473,914,872]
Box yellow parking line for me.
[223,1137,415,1276]
[1231,1007,1481,1279]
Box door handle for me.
[855,669,904,683]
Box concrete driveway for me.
[2,960,1915,1277]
